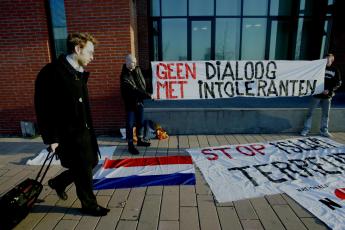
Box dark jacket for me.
[314,65,342,99]
[35,55,99,168]
[120,64,151,111]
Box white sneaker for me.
[320,131,333,138]
[300,129,309,137]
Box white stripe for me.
[338,188,345,194]
[93,164,195,179]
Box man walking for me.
[35,32,110,216]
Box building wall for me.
[0,0,136,135]
[0,0,51,135]
[64,0,134,135]
[130,0,139,59]
[0,0,343,136]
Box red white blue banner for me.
[93,156,196,189]
[151,59,326,100]
[187,137,345,203]
[280,177,345,230]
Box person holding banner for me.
[35,33,110,216]
[120,54,152,155]
[300,54,342,138]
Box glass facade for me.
[189,0,214,16]
[243,0,268,16]
[270,0,293,16]
[216,0,241,16]
[269,20,290,59]
[162,19,187,60]
[49,0,68,58]
[162,0,187,16]
[150,0,334,61]
[191,21,212,60]
[215,18,240,60]
[241,18,267,59]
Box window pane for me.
[243,0,268,16]
[270,0,293,16]
[151,0,160,16]
[152,21,159,61]
[216,0,241,16]
[294,18,313,59]
[327,0,334,16]
[294,18,303,59]
[269,21,290,59]
[192,21,211,60]
[162,0,187,16]
[298,0,315,16]
[241,18,267,59]
[189,0,214,16]
[320,20,331,58]
[49,0,67,58]
[162,19,187,60]
[216,18,240,60]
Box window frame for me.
[148,0,332,61]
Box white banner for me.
[151,59,326,100]
[26,146,116,165]
[280,177,345,230]
[186,137,345,202]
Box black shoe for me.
[81,205,110,216]
[128,144,140,155]
[137,138,151,147]
[48,179,68,201]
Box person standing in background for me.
[120,54,152,155]
[300,53,342,138]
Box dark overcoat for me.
[35,55,99,168]
[120,64,151,111]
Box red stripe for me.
[102,156,193,169]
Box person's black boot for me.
[81,205,110,216]
[137,138,151,147]
[48,179,68,200]
[128,143,139,155]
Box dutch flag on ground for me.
[93,156,196,189]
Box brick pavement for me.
[1,133,343,229]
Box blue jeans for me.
[303,96,331,132]
[126,103,144,143]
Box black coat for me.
[35,55,99,168]
[314,65,342,99]
[120,65,151,111]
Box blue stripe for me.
[93,173,195,190]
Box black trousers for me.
[51,162,97,209]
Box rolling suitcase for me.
[0,148,55,229]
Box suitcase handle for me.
[35,148,55,183]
